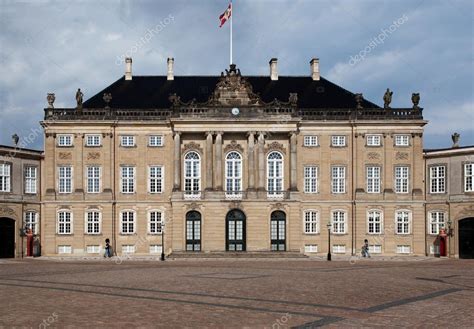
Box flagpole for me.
[230,1,233,65]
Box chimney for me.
[269,58,278,81]
[167,57,174,81]
[310,58,320,81]
[125,57,132,80]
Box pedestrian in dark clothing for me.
[104,238,112,258]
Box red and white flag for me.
[219,2,232,27]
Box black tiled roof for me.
[83,75,380,109]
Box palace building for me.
[36,57,436,257]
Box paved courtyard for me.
[0,257,473,328]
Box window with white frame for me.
[367,134,381,146]
[267,152,283,196]
[148,211,163,234]
[304,166,318,193]
[396,210,410,234]
[58,245,72,254]
[367,210,383,234]
[304,136,318,147]
[58,166,73,193]
[396,245,411,254]
[149,166,163,193]
[120,211,136,234]
[122,245,135,253]
[304,211,319,234]
[85,134,101,147]
[430,165,446,193]
[57,210,72,234]
[184,152,201,194]
[149,245,163,254]
[366,166,381,193]
[86,166,100,193]
[121,166,135,193]
[429,211,445,235]
[332,211,346,234]
[24,166,37,194]
[24,211,38,234]
[331,135,346,147]
[465,163,473,192]
[0,163,11,192]
[333,245,346,253]
[395,135,410,146]
[57,134,73,147]
[369,245,382,253]
[331,166,346,193]
[395,166,409,193]
[120,135,135,147]
[304,244,318,253]
[85,211,101,234]
[148,135,163,147]
[226,152,242,194]
[87,245,100,253]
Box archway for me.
[459,218,474,259]
[226,209,246,251]
[270,211,286,251]
[185,211,201,251]
[0,217,15,258]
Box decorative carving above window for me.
[0,206,16,217]
[183,142,203,154]
[367,152,381,160]
[228,201,243,210]
[396,152,409,160]
[265,141,286,155]
[87,152,101,160]
[58,152,72,160]
[186,202,201,211]
[224,140,244,154]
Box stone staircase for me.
[169,251,308,259]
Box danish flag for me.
[219,2,232,27]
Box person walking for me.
[104,238,112,258]
[361,239,371,258]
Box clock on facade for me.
[231,107,240,116]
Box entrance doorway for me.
[0,218,15,258]
[459,218,474,259]
[186,211,201,251]
[226,209,246,251]
[270,211,286,251]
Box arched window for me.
[226,152,242,197]
[267,151,283,196]
[184,151,201,197]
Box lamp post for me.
[446,218,453,236]
[327,221,332,261]
[161,222,166,261]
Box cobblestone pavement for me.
[0,258,473,328]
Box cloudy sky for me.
[0,0,472,150]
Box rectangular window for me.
[331,135,346,147]
[87,166,101,193]
[121,135,135,147]
[85,134,101,147]
[396,245,411,254]
[58,166,73,193]
[430,166,446,193]
[122,245,135,254]
[369,245,382,253]
[465,163,473,192]
[58,134,73,147]
[149,211,163,234]
[304,211,319,234]
[121,166,135,193]
[304,166,318,193]
[395,166,409,193]
[57,211,72,234]
[368,210,382,234]
[429,212,445,235]
[87,245,100,253]
[332,211,346,234]
[333,245,346,253]
[303,136,318,147]
[396,211,410,234]
[366,166,381,193]
[367,134,381,146]
[86,211,101,234]
[304,245,318,253]
[149,166,163,193]
[395,135,410,146]
[331,166,346,193]
[148,135,163,147]
[149,245,163,254]
[24,211,38,234]
[0,163,11,192]
[121,211,135,234]
[24,166,37,194]
[58,245,72,254]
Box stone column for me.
[205,131,214,190]
[247,131,256,190]
[215,132,223,190]
[173,132,181,191]
[257,132,266,190]
[290,131,297,191]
